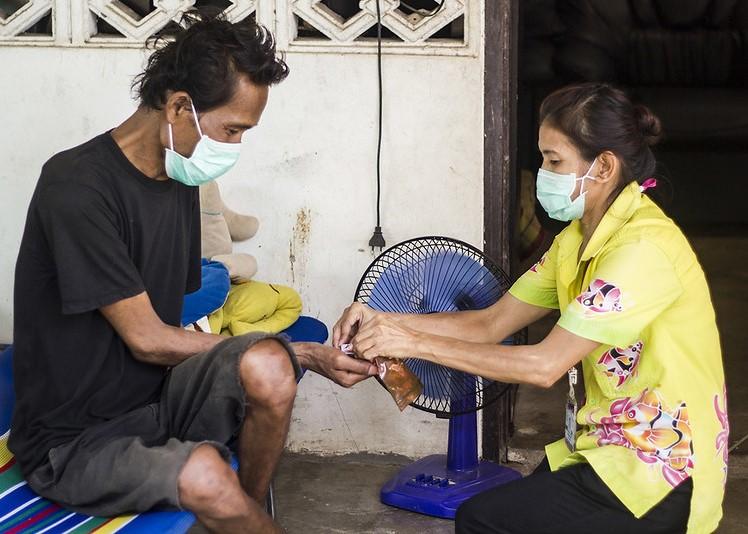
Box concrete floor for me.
[191,236,747,533]
[273,453,457,534]
[190,452,535,534]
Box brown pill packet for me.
[338,344,422,411]
[374,357,423,411]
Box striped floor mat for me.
[0,433,196,533]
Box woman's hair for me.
[133,9,289,112]
[539,83,663,200]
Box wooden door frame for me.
[482,0,519,463]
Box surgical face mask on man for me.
[165,99,242,186]
[536,158,599,221]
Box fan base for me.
[380,454,521,519]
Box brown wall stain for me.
[289,208,311,285]
[294,208,311,245]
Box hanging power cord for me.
[367,1,444,251]
[368,0,386,251]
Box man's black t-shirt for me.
[9,132,202,475]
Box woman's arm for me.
[351,316,599,388]
[333,293,555,347]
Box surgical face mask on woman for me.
[165,99,242,186]
[536,158,599,221]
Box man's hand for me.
[332,302,378,347]
[351,315,423,362]
[293,342,378,388]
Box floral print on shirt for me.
[587,389,694,487]
[577,278,624,314]
[597,341,643,388]
[529,253,547,273]
[714,386,729,484]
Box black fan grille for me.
[354,236,514,418]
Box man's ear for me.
[164,91,192,124]
[596,150,619,184]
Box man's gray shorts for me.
[26,332,299,517]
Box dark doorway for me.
[517,0,748,232]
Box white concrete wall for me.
[0,39,484,456]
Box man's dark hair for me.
[133,10,289,112]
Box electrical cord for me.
[369,0,386,251]
[367,0,445,251]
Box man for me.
[10,12,377,534]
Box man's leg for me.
[26,428,256,527]
[235,338,297,503]
[178,443,281,534]
[162,334,299,528]
[23,334,297,533]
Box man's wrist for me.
[291,342,315,370]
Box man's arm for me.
[101,291,223,366]
[103,292,379,385]
[333,293,553,347]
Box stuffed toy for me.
[200,180,259,283]
[199,181,302,334]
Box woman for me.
[333,83,727,533]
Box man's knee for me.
[178,444,240,516]
[239,338,297,408]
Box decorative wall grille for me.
[0,0,474,54]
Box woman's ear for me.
[164,91,192,124]
[596,150,619,184]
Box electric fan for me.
[354,236,522,519]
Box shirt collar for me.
[558,181,642,268]
[580,181,642,261]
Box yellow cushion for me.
[209,281,302,335]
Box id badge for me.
[564,367,578,452]
[564,397,578,451]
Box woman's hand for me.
[351,315,425,362]
[332,302,378,347]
